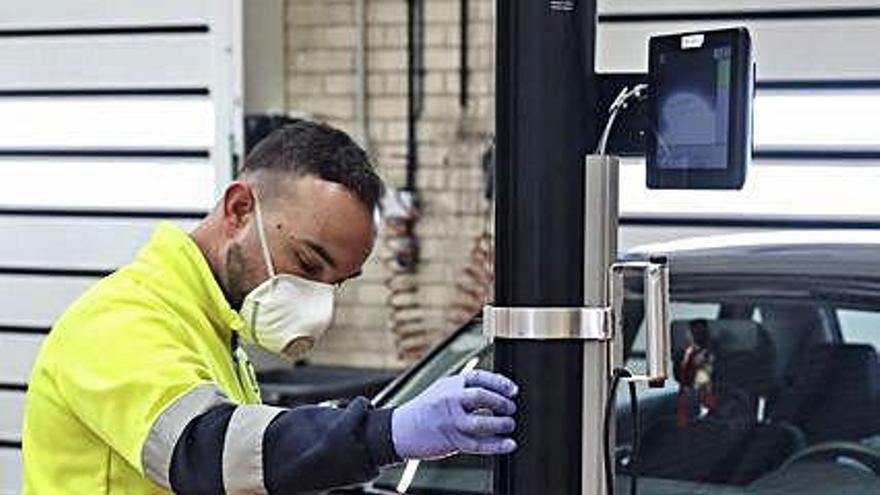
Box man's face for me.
[220,174,376,309]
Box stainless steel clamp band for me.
[483,306,613,341]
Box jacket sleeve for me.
[168,398,400,494]
[263,398,399,493]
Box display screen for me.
[655,45,733,170]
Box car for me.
[333,231,880,495]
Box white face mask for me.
[237,193,336,361]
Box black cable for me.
[628,378,640,495]
[604,368,628,495]
[604,368,641,495]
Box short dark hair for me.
[241,120,384,212]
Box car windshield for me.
[369,279,880,495]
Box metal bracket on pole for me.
[483,306,614,341]
[609,260,672,384]
[482,257,670,381]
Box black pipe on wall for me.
[460,0,470,108]
[406,0,424,192]
[493,0,599,493]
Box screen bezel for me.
[647,28,752,190]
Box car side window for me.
[381,324,490,408]
[836,308,880,350]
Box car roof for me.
[624,230,880,279]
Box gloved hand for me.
[391,370,519,460]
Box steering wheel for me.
[780,441,880,476]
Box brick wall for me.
[284,0,496,368]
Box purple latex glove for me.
[391,370,519,460]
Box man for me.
[22,121,518,494]
[676,319,717,427]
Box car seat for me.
[771,343,880,444]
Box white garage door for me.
[0,2,243,492]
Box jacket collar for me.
[136,222,245,341]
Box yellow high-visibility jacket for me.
[22,222,262,494]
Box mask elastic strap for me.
[251,190,277,278]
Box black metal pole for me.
[493,0,599,493]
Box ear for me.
[220,181,255,235]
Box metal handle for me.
[610,258,670,385]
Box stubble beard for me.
[224,242,248,311]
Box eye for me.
[295,252,322,276]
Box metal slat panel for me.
[598,18,880,80]
[0,392,24,442]
[0,0,211,30]
[599,1,880,15]
[0,275,97,328]
[620,225,777,251]
[0,334,44,386]
[0,96,213,149]
[0,216,199,271]
[0,447,21,495]
[620,158,880,221]
[755,90,880,152]
[0,34,211,90]
[0,157,215,212]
